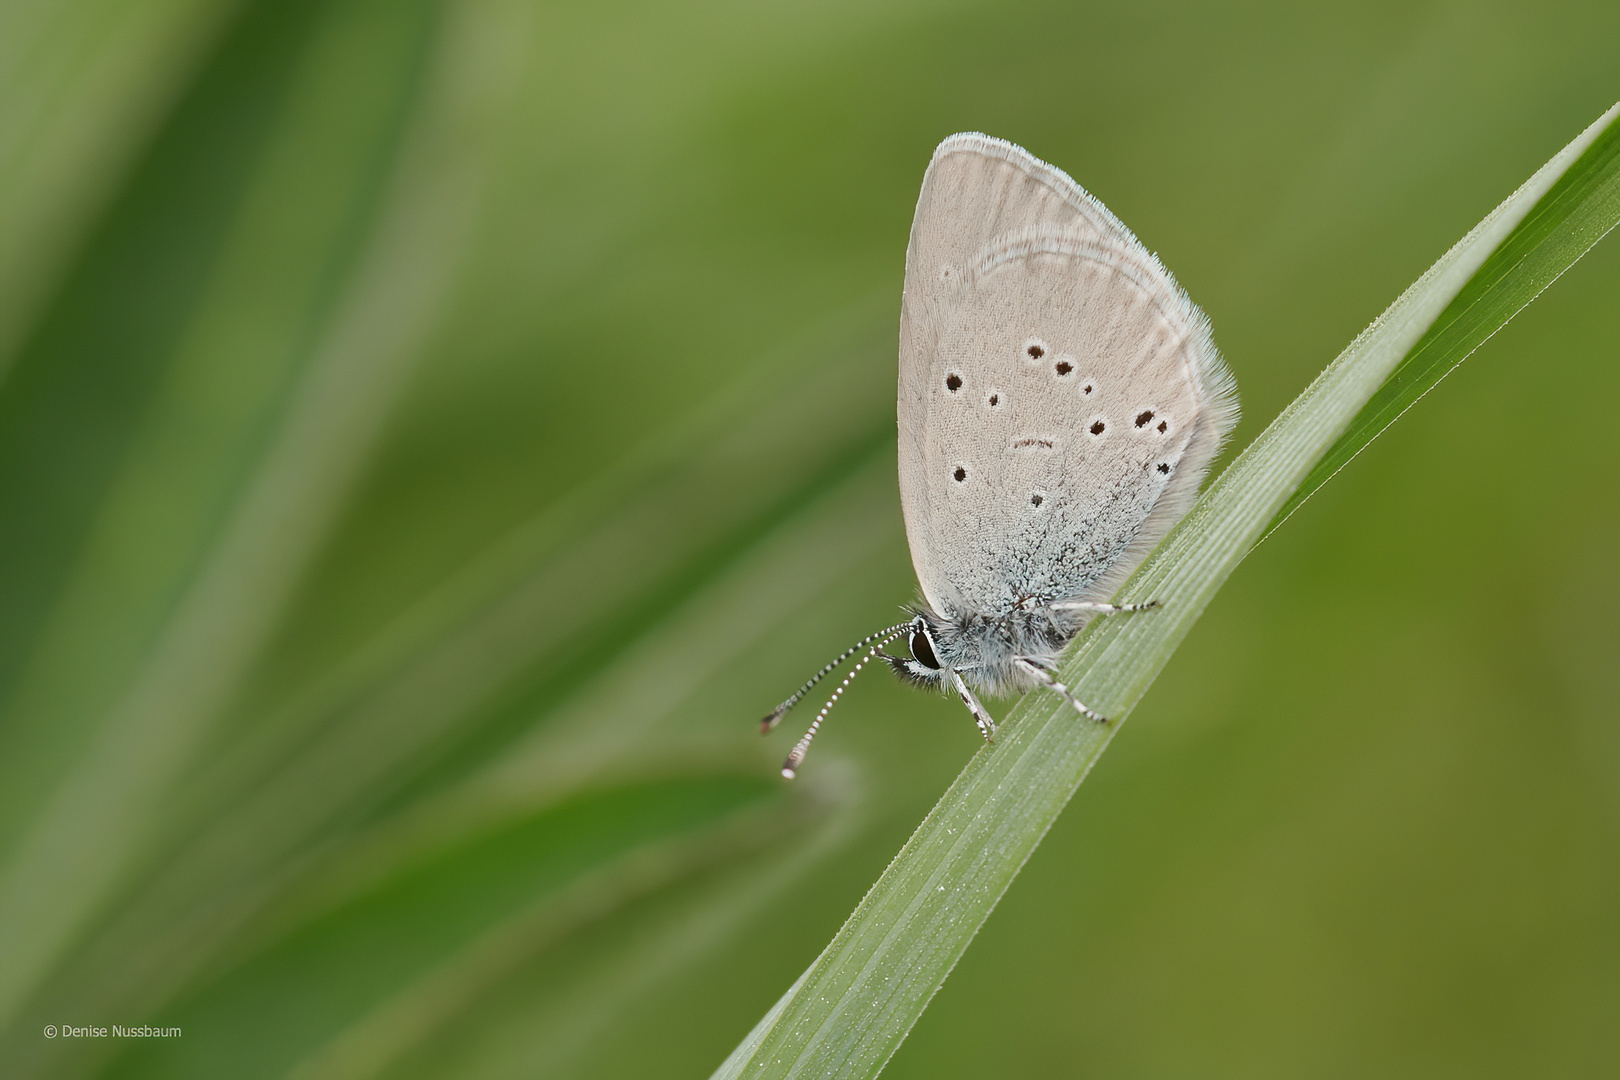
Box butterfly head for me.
[884,612,952,687]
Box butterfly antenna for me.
[781,625,908,779]
[760,622,910,733]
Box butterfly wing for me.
[897,134,1238,620]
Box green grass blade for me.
[96,773,809,1080]
[714,101,1620,1080]
[0,0,522,1039]
[0,0,238,378]
[40,445,896,1051]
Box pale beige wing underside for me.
[898,134,1238,618]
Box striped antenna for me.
[780,625,909,779]
[760,622,910,733]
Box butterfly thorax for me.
[886,601,1083,696]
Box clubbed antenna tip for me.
[760,706,789,735]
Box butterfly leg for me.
[1050,599,1161,616]
[948,670,996,741]
[1014,658,1109,724]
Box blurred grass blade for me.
[103,773,813,1080]
[0,0,527,1040]
[714,102,1620,1080]
[278,771,860,1080]
[39,440,895,1051]
[0,0,238,380]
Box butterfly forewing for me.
[898,135,1237,621]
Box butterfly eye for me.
[910,629,941,670]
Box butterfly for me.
[764,134,1237,777]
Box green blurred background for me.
[1,0,1617,1076]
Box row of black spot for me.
[951,459,1176,485]
[943,370,1174,439]
[946,364,1094,395]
